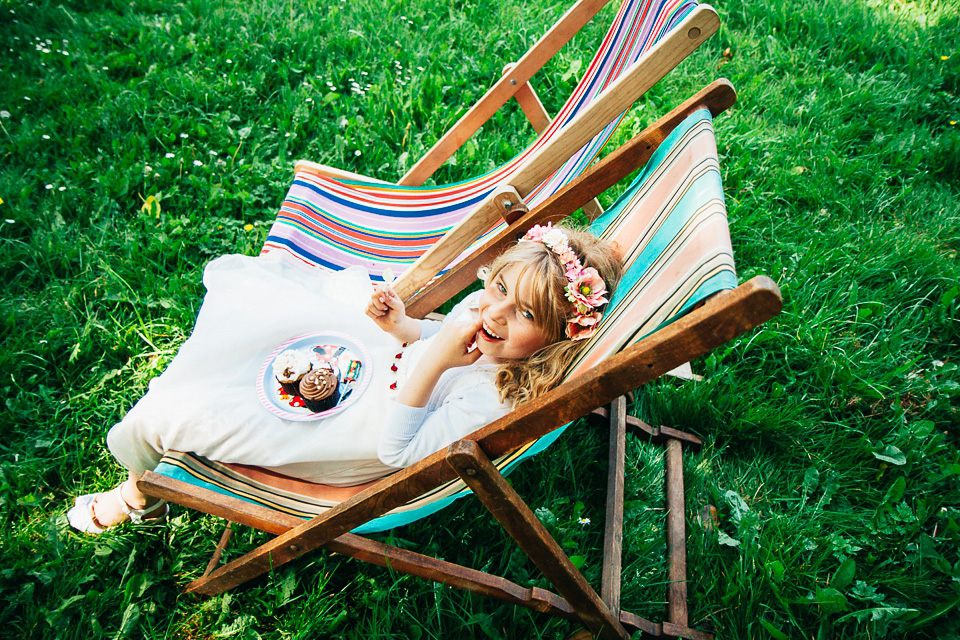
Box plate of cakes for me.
[256,331,371,421]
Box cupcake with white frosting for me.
[273,349,312,396]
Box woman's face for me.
[476,264,551,362]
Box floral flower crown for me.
[520,224,607,341]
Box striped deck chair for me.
[141,82,783,639]
[261,0,721,302]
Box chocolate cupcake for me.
[273,349,312,396]
[299,366,341,412]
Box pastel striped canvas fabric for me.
[153,108,736,534]
[261,0,699,280]
[574,107,736,372]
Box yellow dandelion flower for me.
[942,56,950,61]
[140,194,161,218]
[0,197,3,205]
[244,223,254,231]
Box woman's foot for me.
[67,482,167,534]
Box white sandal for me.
[67,485,168,534]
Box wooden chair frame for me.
[140,81,783,639]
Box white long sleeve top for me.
[377,292,511,468]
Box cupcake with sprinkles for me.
[298,366,341,412]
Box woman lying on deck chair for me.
[68,224,622,533]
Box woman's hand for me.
[425,319,483,371]
[366,284,420,343]
[394,319,482,408]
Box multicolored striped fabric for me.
[153,108,736,534]
[261,0,699,280]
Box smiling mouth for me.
[480,322,504,342]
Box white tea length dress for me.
[106,254,508,486]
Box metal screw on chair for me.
[465,468,477,476]
[510,78,517,85]
[687,27,701,39]
[502,201,513,209]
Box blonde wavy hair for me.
[481,225,623,406]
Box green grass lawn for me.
[1,0,958,637]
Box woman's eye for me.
[497,282,506,294]
[521,310,534,320]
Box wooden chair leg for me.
[203,522,235,578]
[665,438,688,627]
[601,395,627,612]
[446,439,630,640]
[651,436,715,640]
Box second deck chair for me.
[140,82,783,639]
[263,0,721,300]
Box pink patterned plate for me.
[256,331,371,422]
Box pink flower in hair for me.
[566,267,608,312]
[556,246,578,269]
[566,311,602,341]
